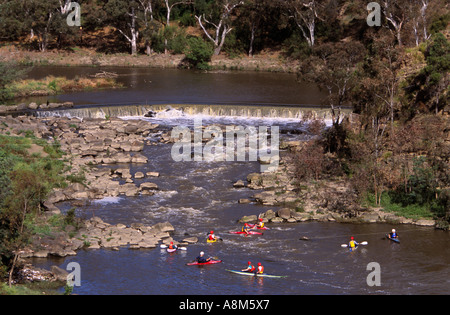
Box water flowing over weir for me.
[35,103,349,122]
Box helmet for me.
[210,231,214,234]
[392,229,396,233]
[258,263,262,266]
[248,261,252,265]
[170,242,173,245]
[200,251,204,256]
[351,237,354,240]
[259,218,263,222]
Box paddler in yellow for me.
[242,223,252,235]
[255,218,265,229]
[348,237,359,250]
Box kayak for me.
[229,231,263,235]
[167,248,177,253]
[186,260,222,266]
[207,239,217,243]
[386,234,400,243]
[247,224,270,230]
[226,270,286,279]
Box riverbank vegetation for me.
[0,132,82,287]
[0,73,123,102]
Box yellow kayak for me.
[207,238,217,243]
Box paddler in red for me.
[207,231,216,242]
[256,263,264,274]
[242,223,252,235]
[168,241,178,250]
[242,261,255,273]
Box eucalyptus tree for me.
[195,0,243,55]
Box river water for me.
[28,67,449,296]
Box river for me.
[28,66,449,296]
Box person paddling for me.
[196,251,211,264]
[388,229,399,240]
[242,223,252,236]
[348,237,359,251]
[242,261,255,273]
[207,230,217,242]
[256,263,264,275]
[168,241,178,251]
[254,218,265,230]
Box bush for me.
[183,37,214,70]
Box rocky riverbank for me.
[0,113,195,264]
[235,145,437,228]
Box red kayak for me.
[247,224,270,230]
[186,260,222,266]
[229,231,263,235]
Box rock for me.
[277,208,292,220]
[146,172,160,177]
[238,199,251,204]
[131,153,148,164]
[182,237,198,244]
[415,219,435,227]
[233,180,246,188]
[270,217,284,223]
[134,172,145,179]
[261,209,276,220]
[140,182,159,190]
[51,266,69,282]
[359,213,380,223]
[239,215,258,223]
[153,222,175,234]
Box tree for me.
[299,41,366,128]
[104,0,141,55]
[285,0,322,47]
[405,33,450,114]
[195,0,243,55]
[381,0,407,47]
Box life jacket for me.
[258,222,265,229]
[247,264,255,272]
[208,234,215,240]
[349,240,357,248]
[169,244,175,249]
[391,232,398,238]
[257,265,264,274]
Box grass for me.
[5,75,123,99]
[0,282,63,295]
[365,192,435,220]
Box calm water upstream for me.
[29,67,449,295]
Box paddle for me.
[160,244,187,251]
[341,241,368,248]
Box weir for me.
[35,103,351,121]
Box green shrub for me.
[183,37,214,70]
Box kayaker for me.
[207,230,217,242]
[196,251,211,264]
[168,241,178,250]
[349,237,359,250]
[254,218,265,229]
[256,263,264,274]
[242,223,252,235]
[242,261,256,273]
[388,229,399,239]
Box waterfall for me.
[35,103,349,121]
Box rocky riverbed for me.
[0,112,437,284]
